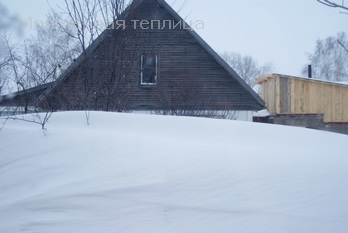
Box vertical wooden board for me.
[294,79,301,113]
[338,86,343,122]
[268,79,272,112]
[264,80,270,113]
[291,78,296,113]
[344,87,348,122]
[304,81,308,112]
[321,83,326,122]
[339,86,344,122]
[340,86,346,122]
[340,87,348,122]
[290,78,295,113]
[345,86,347,122]
[323,84,331,122]
[342,87,346,122]
[330,84,335,122]
[338,86,345,122]
[332,85,335,122]
[315,82,319,114]
[304,80,311,113]
[310,82,318,114]
[299,79,303,113]
[313,81,317,113]
[270,77,276,114]
[274,76,279,113]
[268,78,272,113]
[286,77,291,113]
[311,82,316,114]
[318,82,323,114]
[259,80,265,109]
[328,84,333,122]
[279,77,289,113]
[304,81,309,112]
[322,83,327,116]
[318,82,324,117]
[300,80,305,113]
[268,79,275,114]
[261,80,267,111]
[292,79,297,113]
[273,77,279,114]
[298,80,302,113]
[260,80,265,107]
[261,80,266,111]
[328,85,334,122]
[334,85,339,122]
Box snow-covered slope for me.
[0,112,348,233]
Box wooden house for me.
[255,74,348,134]
[0,0,265,114]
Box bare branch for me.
[337,39,348,52]
[0,116,8,131]
[220,51,273,88]
[317,0,348,10]
[2,111,53,130]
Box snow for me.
[337,81,348,86]
[1,111,348,233]
[253,109,270,117]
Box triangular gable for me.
[38,0,265,110]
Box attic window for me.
[140,55,158,85]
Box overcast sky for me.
[2,0,348,77]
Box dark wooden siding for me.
[44,0,263,111]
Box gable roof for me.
[35,0,265,109]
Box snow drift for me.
[0,111,347,233]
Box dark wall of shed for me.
[45,0,262,112]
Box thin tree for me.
[302,32,348,81]
[23,16,81,88]
[0,34,11,96]
[0,26,68,129]
[220,51,273,88]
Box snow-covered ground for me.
[0,111,348,233]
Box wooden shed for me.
[256,74,348,123]
[0,0,265,113]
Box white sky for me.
[2,0,348,77]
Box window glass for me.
[141,55,157,85]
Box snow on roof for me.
[253,109,270,117]
[337,81,348,85]
[257,73,348,87]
